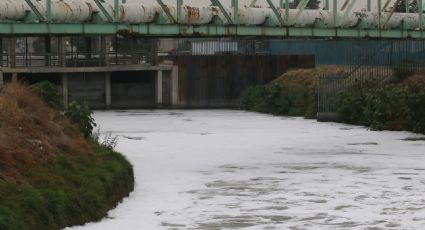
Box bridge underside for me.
[1,23,425,39]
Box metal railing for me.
[0,51,157,68]
[318,39,425,114]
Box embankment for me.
[0,83,134,230]
[240,66,425,134]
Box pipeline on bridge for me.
[0,0,424,29]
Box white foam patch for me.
[66,110,425,230]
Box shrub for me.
[240,84,292,115]
[336,85,369,125]
[363,85,410,131]
[392,59,416,83]
[261,84,291,115]
[31,81,63,109]
[406,89,425,134]
[303,84,318,119]
[65,101,96,138]
[240,85,268,111]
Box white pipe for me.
[0,0,423,29]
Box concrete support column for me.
[105,72,112,109]
[149,39,158,65]
[131,38,139,64]
[58,37,68,106]
[0,71,4,86]
[85,36,92,60]
[62,74,68,106]
[45,36,51,66]
[156,70,163,106]
[102,35,112,109]
[0,38,3,67]
[8,38,16,68]
[58,37,66,67]
[8,38,17,82]
[100,36,105,66]
[171,66,179,107]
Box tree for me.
[394,0,418,13]
[290,0,321,9]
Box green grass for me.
[0,141,134,230]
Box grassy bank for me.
[0,83,134,230]
[240,67,425,135]
[241,67,347,119]
[336,73,425,133]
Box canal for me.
[67,110,425,229]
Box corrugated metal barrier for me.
[176,54,315,108]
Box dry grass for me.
[272,66,349,86]
[0,83,89,180]
[403,72,425,91]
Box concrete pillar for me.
[0,38,3,67]
[45,36,51,66]
[59,37,68,106]
[8,38,16,68]
[102,35,112,109]
[85,36,92,60]
[156,70,163,106]
[100,36,107,66]
[58,37,66,67]
[8,38,17,82]
[171,66,179,107]
[149,39,158,65]
[131,38,139,64]
[0,71,4,86]
[105,72,111,109]
[62,73,68,106]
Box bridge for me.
[1,0,424,111]
[1,0,425,38]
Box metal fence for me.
[268,39,425,66]
[317,39,425,114]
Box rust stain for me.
[85,2,94,22]
[383,0,392,10]
[120,5,125,21]
[340,0,349,11]
[211,7,219,16]
[63,2,73,21]
[186,6,201,22]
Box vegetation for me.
[240,66,425,135]
[240,67,346,119]
[336,74,425,134]
[31,81,96,139]
[0,82,134,230]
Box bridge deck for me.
[1,23,424,39]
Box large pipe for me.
[0,0,424,29]
[0,0,29,21]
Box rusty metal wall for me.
[176,55,315,108]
